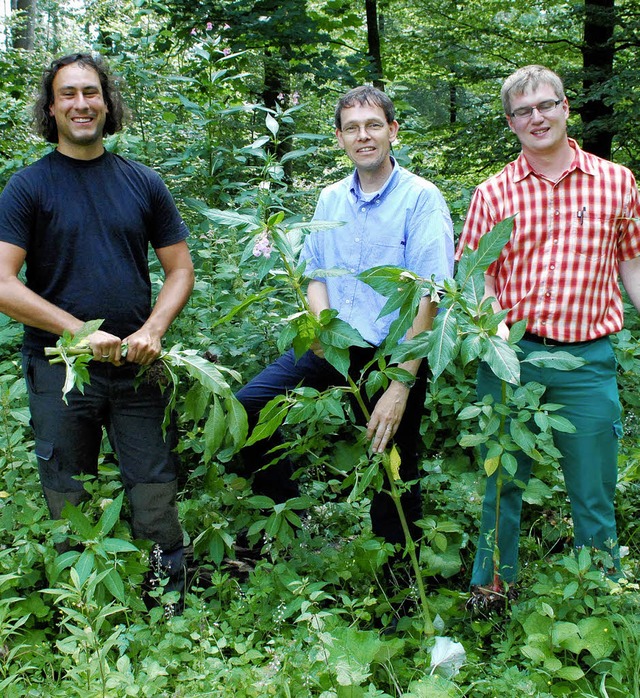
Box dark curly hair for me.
[334,85,395,130]
[33,53,126,143]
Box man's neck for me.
[523,139,574,181]
[357,158,394,193]
[56,142,105,161]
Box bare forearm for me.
[307,279,330,317]
[139,268,194,339]
[0,277,84,336]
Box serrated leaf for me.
[427,307,459,381]
[203,397,226,463]
[198,206,261,230]
[456,217,515,286]
[510,420,536,454]
[483,336,520,384]
[75,550,95,585]
[101,538,139,554]
[62,501,93,539]
[103,568,125,602]
[94,492,124,538]
[523,350,587,371]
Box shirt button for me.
[550,265,555,270]
[361,207,366,212]
[345,299,351,304]
[554,210,560,216]
[349,268,356,273]
[545,292,551,297]
[553,239,558,244]
[355,237,360,242]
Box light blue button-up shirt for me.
[300,159,454,346]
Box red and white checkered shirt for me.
[456,139,640,342]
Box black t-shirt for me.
[0,149,189,353]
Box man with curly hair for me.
[0,53,194,611]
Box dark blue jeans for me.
[23,352,183,557]
[236,346,429,545]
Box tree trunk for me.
[365,0,384,90]
[581,0,615,160]
[11,0,37,50]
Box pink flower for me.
[277,93,285,102]
[291,91,300,105]
[223,23,231,30]
[206,22,213,31]
[223,47,231,56]
[253,232,273,258]
[190,28,197,36]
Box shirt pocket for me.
[367,240,406,268]
[569,212,617,260]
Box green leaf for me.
[94,492,124,538]
[245,395,289,447]
[426,307,459,381]
[578,617,617,659]
[483,336,520,384]
[523,350,587,371]
[555,666,585,680]
[75,550,96,585]
[510,420,536,454]
[265,113,279,136]
[546,413,576,433]
[101,538,139,554]
[62,501,93,539]
[198,206,261,231]
[456,217,515,286]
[203,397,226,463]
[103,568,126,602]
[225,395,249,451]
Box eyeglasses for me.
[340,121,386,136]
[510,99,563,119]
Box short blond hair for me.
[501,65,565,115]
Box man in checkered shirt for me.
[456,65,640,608]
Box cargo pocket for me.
[35,439,60,488]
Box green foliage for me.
[0,4,639,695]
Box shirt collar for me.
[513,138,596,183]
[349,157,400,202]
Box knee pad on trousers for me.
[43,486,89,520]
[128,480,183,552]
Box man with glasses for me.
[457,64,640,612]
[236,85,454,612]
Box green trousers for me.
[471,336,622,586]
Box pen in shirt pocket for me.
[577,207,586,225]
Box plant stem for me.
[381,457,435,636]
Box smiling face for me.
[506,83,569,158]
[336,102,398,185]
[49,62,108,159]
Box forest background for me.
[0,1,639,697]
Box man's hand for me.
[366,381,411,454]
[497,321,510,340]
[123,327,162,365]
[86,330,125,365]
